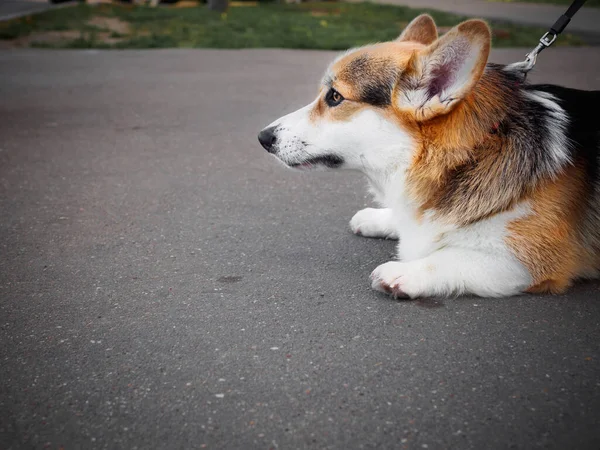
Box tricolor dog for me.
[258,15,600,298]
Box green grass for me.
[489,0,599,7]
[0,5,93,40]
[0,2,585,49]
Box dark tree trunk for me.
[207,0,228,13]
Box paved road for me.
[0,48,599,450]
[0,0,73,22]
[380,0,600,36]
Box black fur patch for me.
[533,84,600,182]
[338,55,398,107]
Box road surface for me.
[1,48,599,449]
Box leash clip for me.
[509,31,557,76]
[507,0,586,78]
[539,31,558,47]
[523,32,557,72]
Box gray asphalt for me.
[381,0,600,36]
[1,48,599,450]
[0,0,71,22]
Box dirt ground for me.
[0,0,196,49]
[0,15,131,49]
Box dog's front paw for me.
[349,208,398,239]
[370,261,424,299]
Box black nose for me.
[258,126,277,153]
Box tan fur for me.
[397,14,438,45]
[312,42,424,123]
[311,98,369,122]
[507,163,593,293]
[404,71,523,225]
[330,42,422,97]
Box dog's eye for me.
[325,88,344,107]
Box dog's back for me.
[539,86,600,280]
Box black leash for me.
[509,0,588,77]
[550,0,588,36]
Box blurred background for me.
[1,0,598,49]
[1,1,599,449]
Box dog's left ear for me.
[397,14,438,45]
[397,20,491,121]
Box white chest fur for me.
[352,173,533,298]
[364,172,531,262]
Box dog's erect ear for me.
[397,20,491,121]
[397,14,438,45]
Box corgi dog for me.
[258,15,600,298]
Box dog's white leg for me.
[350,208,398,240]
[370,248,531,298]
